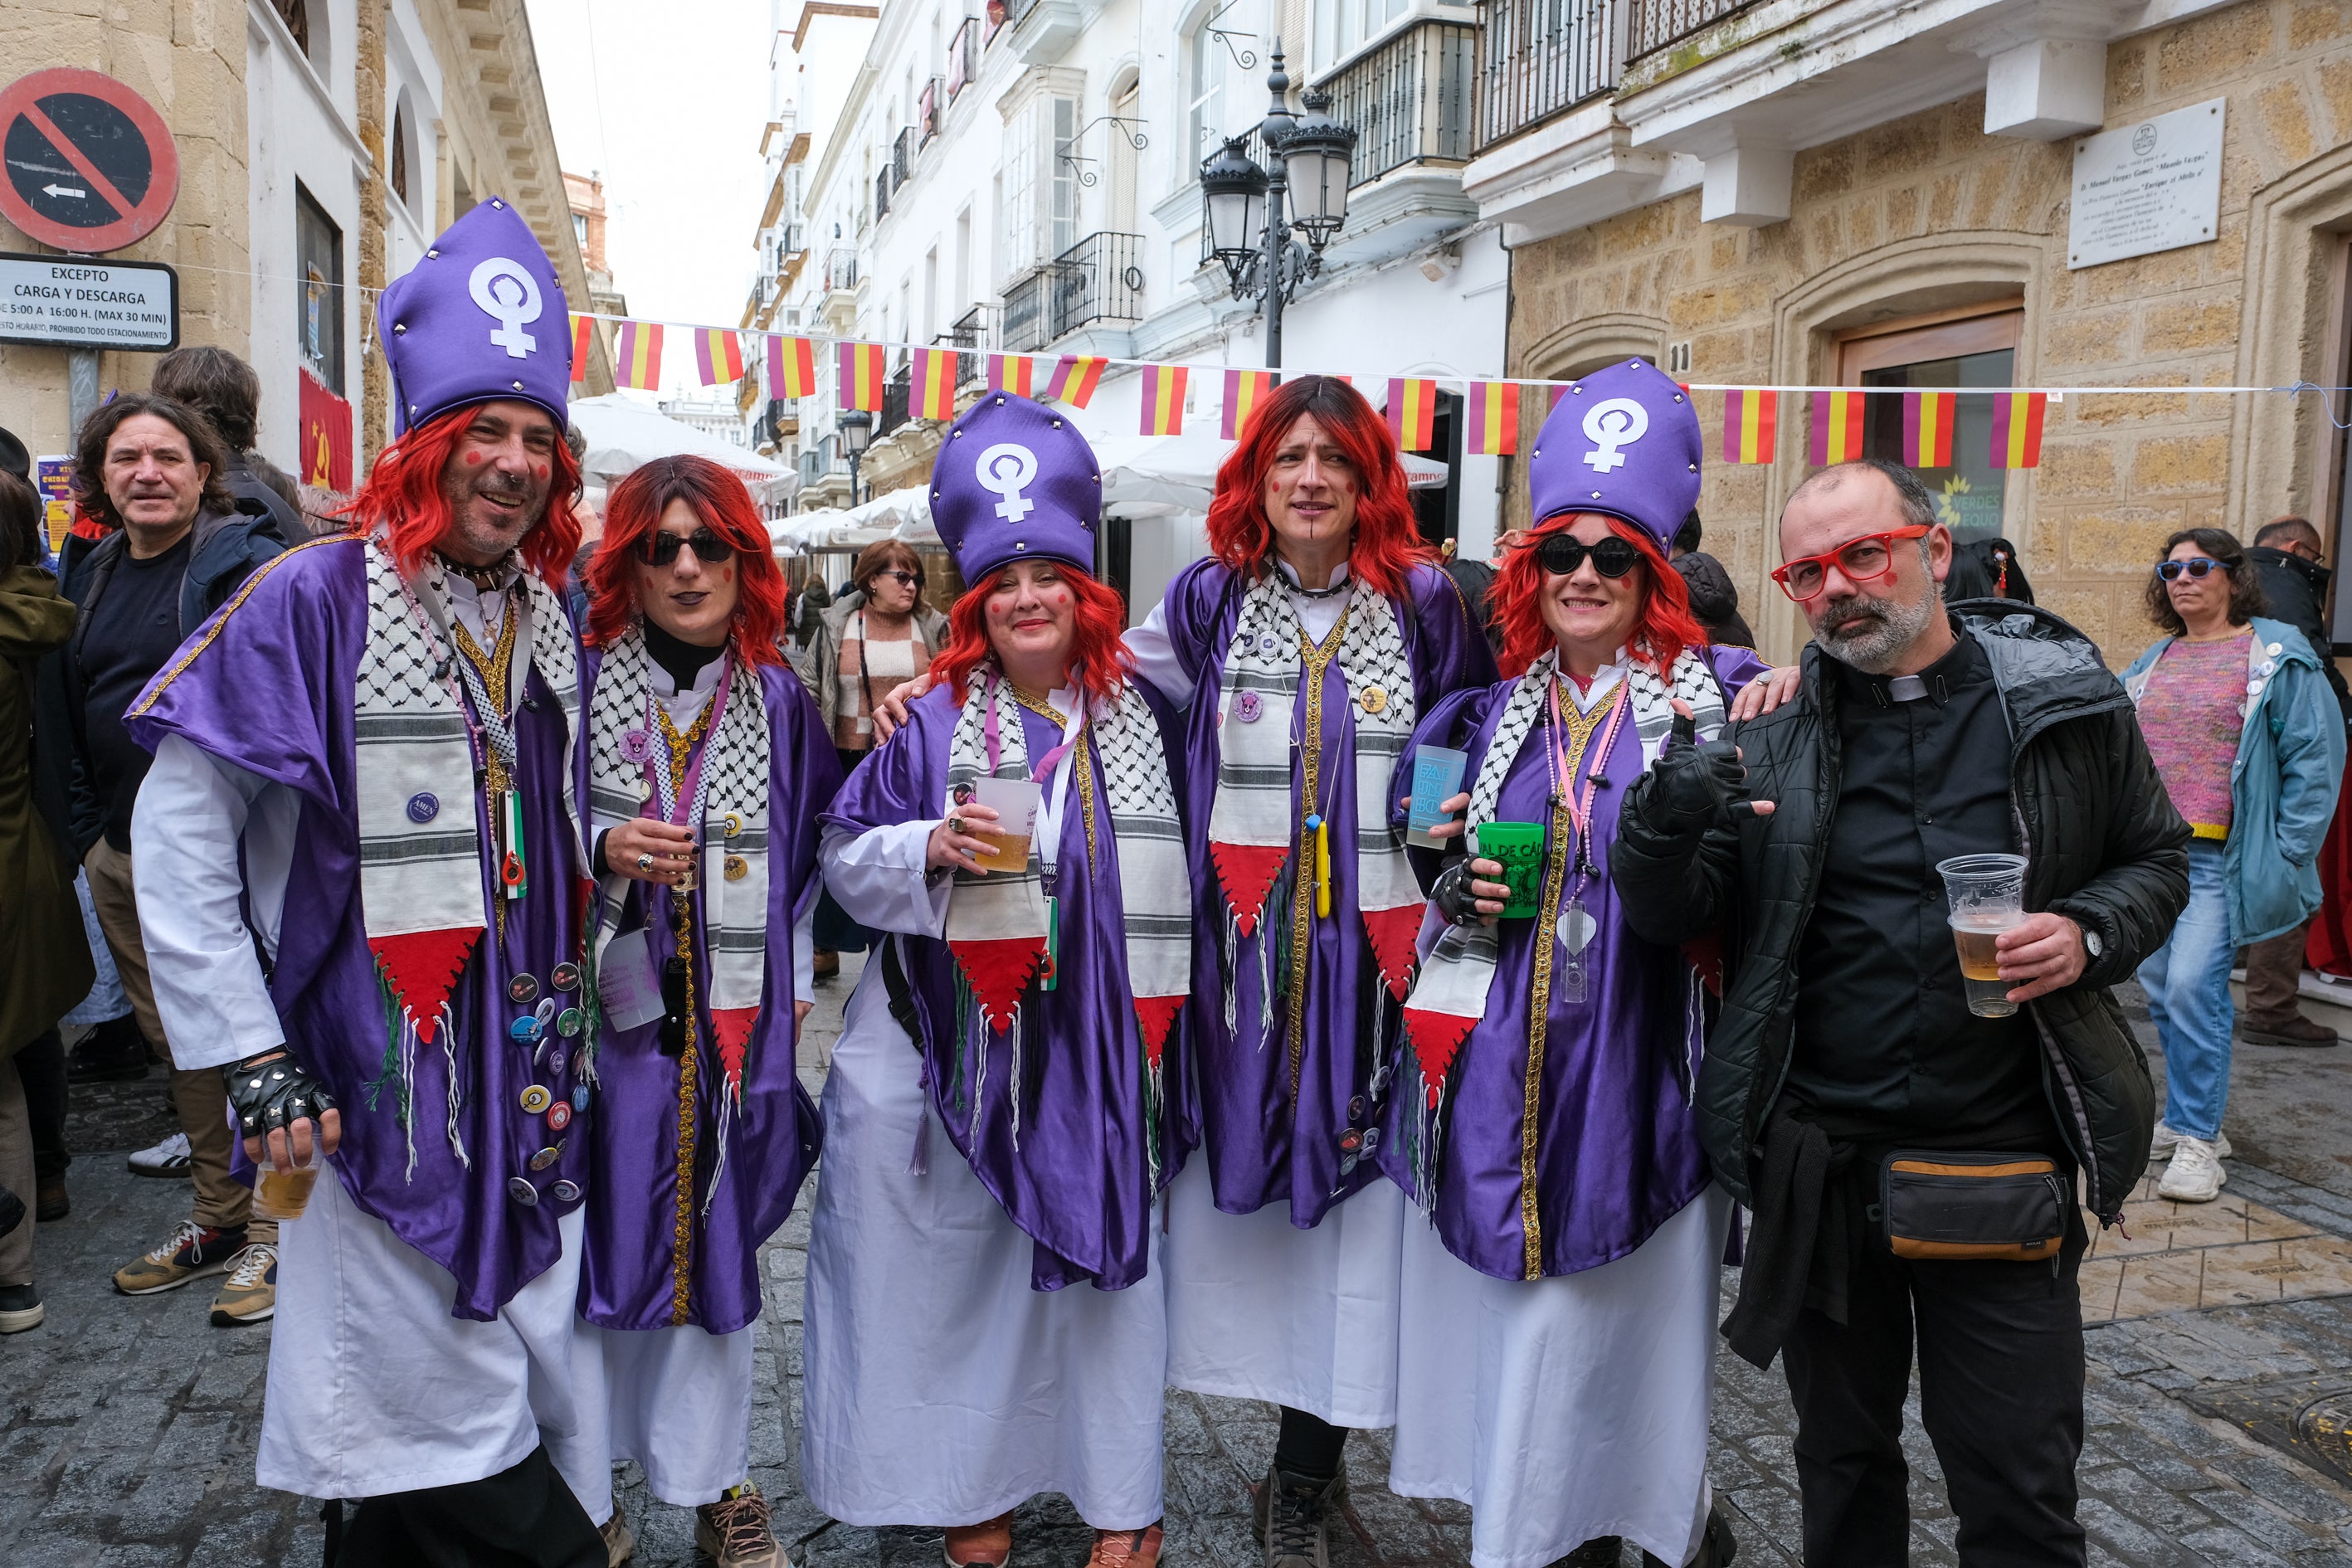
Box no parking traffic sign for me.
[0,69,179,254]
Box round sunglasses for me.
[2155,556,2235,582]
[637,528,735,567]
[1534,533,1642,579]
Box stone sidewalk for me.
[11,970,2352,1566]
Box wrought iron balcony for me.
[1630,0,1764,61]
[920,78,942,145]
[949,17,978,98]
[1320,19,1478,187]
[1478,0,1624,151]
[874,168,892,222]
[940,306,991,390]
[877,364,913,437]
[824,247,859,293]
[893,126,916,187]
[1000,231,1144,353]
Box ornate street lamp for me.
[839,408,874,507]
[1198,44,1358,372]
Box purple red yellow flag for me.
[1141,364,1187,436]
[987,353,1035,397]
[1387,377,1439,452]
[567,314,593,382]
[1721,388,1777,465]
[1902,391,1955,468]
[1466,382,1519,456]
[911,347,959,421]
[1044,354,1108,408]
[837,341,887,411]
[1988,392,2047,469]
[613,321,663,391]
[693,329,747,387]
[1809,390,1865,465]
[767,334,817,399]
[1221,368,1272,439]
[1548,383,1571,411]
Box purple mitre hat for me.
[377,197,572,437]
[1527,357,1701,548]
[929,392,1101,582]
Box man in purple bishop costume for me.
[124,198,608,1566]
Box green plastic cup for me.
[1473,821,1546,918]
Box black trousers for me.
[16,1030,67,1182]
[332,1444,603,1568]
[1781,1230,2087,1568]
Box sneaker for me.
[2150,1121,2230,1161]
[36,1176,68,1222]
[599,1508,636,1566]
[1641,1506,1740,1568]
[696,1483,786,1568]
[209,1243,277,1327]
[943,1513,1013,1568]
[2158,1137,2226,1203]
[1562,1541,1621,1567]
[113,1220,246,1294]
[1255,1464,1345,1568]
[127,1132,193,1178]
[1087,1524,1162,1568]
[0,1283,41,1334]
[2241,1013,2341,1048]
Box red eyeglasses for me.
[1771,525,1932,602]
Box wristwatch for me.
[2082,924,2103,959]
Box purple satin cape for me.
[575,653,836,1333]
[124,536,592,1321]
[1380,646,1766,1279]
[820,679,1198,1293]
[1160,559,1496,1226]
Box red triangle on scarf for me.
[1360,906,1424,1001]
[1133,995,1185,1066]
[1402,1007,1476,1109]
[950,937,1045,1035]
[368,926,484,1044]
[710,1006,759,1097]
[1210,841,1290,938]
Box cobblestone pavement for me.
[12,973,2352,1566]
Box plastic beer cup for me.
[1936,852,2030,1017]
[968,777,1041,874]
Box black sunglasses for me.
[2155,556,2235,582]
[869,568,919,587]
[638,528,735,567]
[1535,533,1642,579]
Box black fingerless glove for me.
[223,1050,336,1138]
[1432,859,1484,928]
[1641,710,1758,832]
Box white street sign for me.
[0,251,178,350]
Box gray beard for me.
[1814,586,1942,674]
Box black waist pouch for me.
[1879,1151,2068,1263]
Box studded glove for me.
[1641,709,1763,832]
[222,1050,336,1139]
[1432,859,1486,928]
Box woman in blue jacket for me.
[2124,528,2345,1202]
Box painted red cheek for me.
[462,450,483,465]
[532,463,549,481]
[721,566,733,582]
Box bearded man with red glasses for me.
[1613,456,2189,1567]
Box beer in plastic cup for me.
[253,1142,322,1222]
[968,777,1042,874]
[1936,852,2029,1018]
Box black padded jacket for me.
[1610,602,2191,1225]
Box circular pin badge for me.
[547,1100,573,1132]
[621,728,653,764]
[1347,1094,1366,1122]
[545,1047,566,1078]
[1257,632,1281,656]
[1359,686,1388,715]
[519,1083,553,1114]
[506,1176,539,1206]
[572,1083,592,1113]
[724,855,749,882]
[1338,1152,1360,1176]
[405,791,439,824]
[1338,1128,1363,1153]
[550,1179,583,1204]
[529,1145,562,1171]
[558,1007,584,1038]
[640,777,657,801]
[551,962,582,991]
[1361,1126,1381,1154]
[508,973,540,1005]
[723,813,744,840]
[509,1015,543,1045]
[1234,689,1263,723]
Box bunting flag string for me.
[1141,364,1186,436]
[767,334,817,399]
[988,353,1035,397]
[1722,388,1776,465]
[693,329,746,387]
[1989,391,2048,469]
[1045,354,1108,408]
[1387,377,1439,453]
[1222,368,1272,439]
[1810,390,1865,465]
[911,346,958,421]
[1902,390,1956,468]
[567,314,593,383]
[1466,381,1517,456]
[613,321,663,392]
[837,341,887,411]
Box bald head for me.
[1779,460,1956,676]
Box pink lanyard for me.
[645,648,733,827]
[981,678,1084,782]
[1546,675,1630,863]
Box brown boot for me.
[943,1513,1013,1568]
[2241,1012,2340,1048]
[1087,1523,1162,1568]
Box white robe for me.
[800,817,1166,1530]
[1387,1188,1733,1568]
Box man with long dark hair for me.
[120,198,606,1566]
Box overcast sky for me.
[521,0,776,397]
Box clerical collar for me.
[645,618,725,692]
[1276,558,1351,600]
[436,551,517,592]
[1838,627,1978,709]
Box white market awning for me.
[567,392,797,507]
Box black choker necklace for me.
[1290,574,1350,600]
[436,551,512,590]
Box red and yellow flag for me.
[1722,388,1777,465]
[693,329,746,387]
[1222,369,1273,440]
[1387,377,1439,453]
[837,341,887,411]
[911,347,958,421]
[988,353,1035,397]
[1045,354,1108,408]
[1809,390,1864,465]
[1141,364,1187,436]
[1988,391,2047,469]
[613,321,663,391]
[1465,382,1518,456]
[1902,391,1955,468]
[567,314,593,382]
[767,334,817,399]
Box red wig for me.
[1490,512,1707,678]
[344,402,585,587]
[582,455,788,666]
[1205,374,1435,602]
[930,561,1133,708]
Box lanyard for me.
[646,648,733,830]
[1545,675,1630,884]
[981,674,1084,876]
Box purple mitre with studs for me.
[929,392,1103,582]
[378,197,572,437]
[1527,356,1701,548]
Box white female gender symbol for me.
[977,442,1040,522]
[469,257,544,358]
[1581,397,1649,472]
